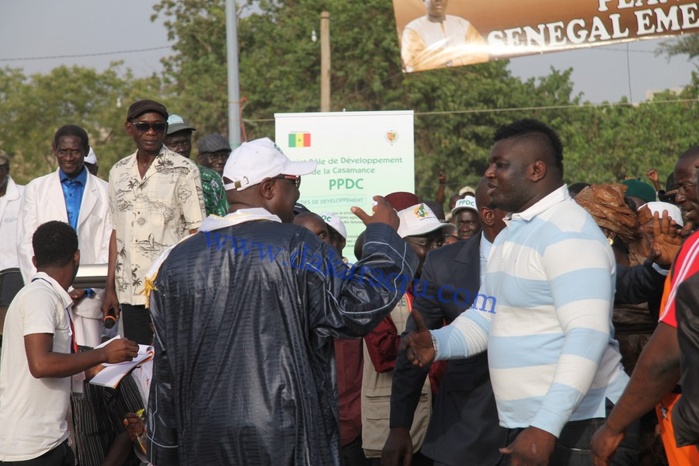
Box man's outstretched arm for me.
[591,322,680,465]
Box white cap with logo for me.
[319,212,347,239]
[223,137,317,191]
[451,195,478,216]
[397,203,455,238]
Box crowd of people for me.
[0,102,698,466]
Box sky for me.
[0,0,697,105]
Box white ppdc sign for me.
[275,110,415,257]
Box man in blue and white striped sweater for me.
[403,119,637,466]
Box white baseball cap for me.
[319,212,347,239]
[223,137,317,191]
[638,201,684,226]
[397,203,455,238]
[451,195,478,216]
[85,147,97,164]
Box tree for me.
[3,3,693,190]
[154,0,590,199]
[567,87,699,185]
[658,35,699,61]
[0,64,164,183]
[152,0,230,135]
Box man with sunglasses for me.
[102,99,205,346]
[144,137,418,465]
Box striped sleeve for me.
[531,234,614,436]
[432,303,491,360]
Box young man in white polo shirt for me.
[0,221,138,464]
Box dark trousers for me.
[342,436,371,466]
[0,440,74,466]
[121,304,153,345]
[369,451,433,466]
[71,372,143,466]
[498,402,640,466]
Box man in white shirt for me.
[18,125,111,348]
[102,100,205,345]
[402,119,636,465]
[0,150,23,272]
[0,221,138,463]
[401,0,489,72]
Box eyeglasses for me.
[405,235,444,250]
[273,174,301,189]
[132,121,168,134]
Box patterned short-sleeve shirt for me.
[199,165,228,217]
[109,146,205,305]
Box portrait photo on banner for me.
[392,0,699,73]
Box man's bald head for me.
[674,146,699,224]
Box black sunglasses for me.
[273,174,301,189]
[132,121,168,134]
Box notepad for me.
[89,336,154,389]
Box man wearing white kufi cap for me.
[144,137,419,465]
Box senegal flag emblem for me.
[288,132,311,148]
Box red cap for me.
[385,192,419,211]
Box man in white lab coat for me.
[0,150,24,272]
[18,125,111,348]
